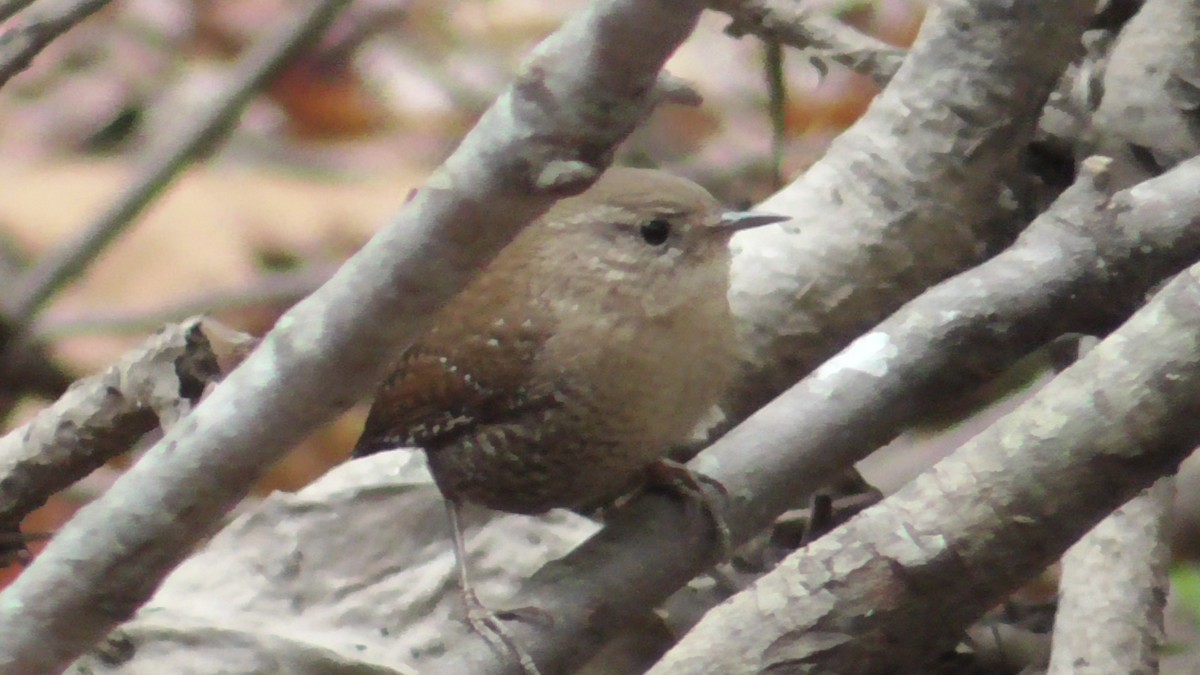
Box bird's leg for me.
[444,498,544,675]
[645,458,733,560]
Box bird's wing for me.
[354,346,490,456]
[353,312,558,457]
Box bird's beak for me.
[716,210,790,232]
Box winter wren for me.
[352,167,787,668]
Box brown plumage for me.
[352,167,787,672]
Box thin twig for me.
[6,0,350,321]
[763,39,786,189]
[0,0,112,89]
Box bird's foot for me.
[459,587,547,675]
[646,458,733,560]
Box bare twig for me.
[5,0,350,321]
[0,0,112,89]
[1047,479,1173,674]
[0,0,707,671]
[711,0,908,85]
[0,318,253,532]
[762,39,786,188]
[0,0,37,26]
[650,265,1200,673]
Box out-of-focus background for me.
[0,0,923,584]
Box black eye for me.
[639,218,671,245]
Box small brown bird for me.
[353,167,786,669]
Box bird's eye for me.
[639,218,671,245]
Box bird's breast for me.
[425,269,739,514]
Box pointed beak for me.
[716,210,790,232]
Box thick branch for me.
[0,0,706,672]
